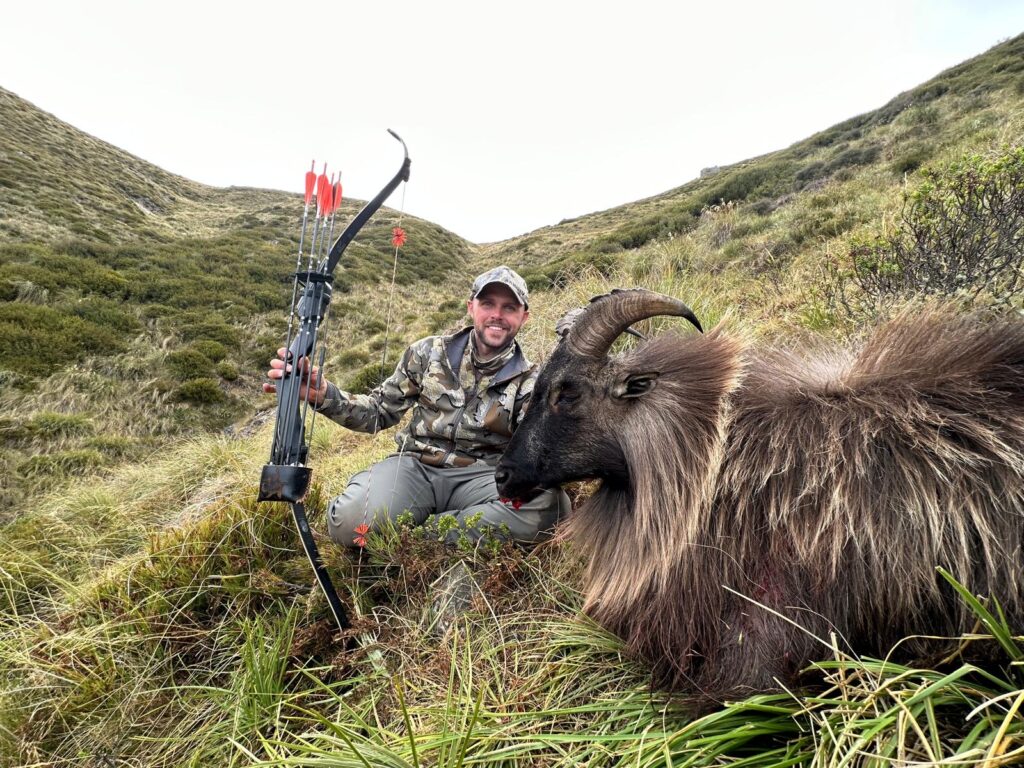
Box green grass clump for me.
[0,302,126,378]
[166,347,216,380]
[17,448,106,480]
[174,377,227,404]
[343,361,391,394]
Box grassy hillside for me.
[480,33,1024,303]
[0,87,473,512]
[2,33,1024,768]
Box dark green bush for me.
[71,298,141,334]
[165,348,214,380]
[430,298,467,332]
[54,239,112,261]
[795,162,826,185]
[700,164,789,209]
[824,143,881,174]
[190,340,228,363]
[891,144,933,175]
[216,361,239,381]
[343,362,390,394]
[521,250,618,291]
[0,242,50,262]
[0,279,17,301]
[334,349,370,368]
[361,318,387,334]
[244,334,283,370]
[140,303,174,319]
[178,320,240,348]
[173,378,226,404]
[0,304,125,377]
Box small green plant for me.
[25,411,94,441]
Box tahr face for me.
[496,349,630,499]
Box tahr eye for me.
[554,382,581,405]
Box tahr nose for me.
[493,466,510,488]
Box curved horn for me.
[566,288,703,358]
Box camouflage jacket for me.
[316,327,537,467]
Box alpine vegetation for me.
[496,289,1024,703]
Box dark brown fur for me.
[499,307,1024,701]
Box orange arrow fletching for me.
[316,171,329,215]
[391,227,406,248]
[304,160,316,205]
[332,181,343,213]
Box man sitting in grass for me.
[265,266,569,547]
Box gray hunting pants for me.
[327,454,570,547]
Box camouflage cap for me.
[470,265,529,308]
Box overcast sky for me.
[3,1,1024,243]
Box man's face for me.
[467,283,529,355]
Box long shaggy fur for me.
[567,307,1024,701]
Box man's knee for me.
[326,490,370,545]
[326,460,431,546]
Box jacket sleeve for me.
[315,343,423,434]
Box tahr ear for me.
[611,371,659,400]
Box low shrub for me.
[216,361,239,381]
[334,349,370,368]
[71,298,142,334]
[890,143,934,175]
[26,412,94,440]
[0,303,125,378]
[165,349,214,381]
[174,378,226,404]
[343,362,390,394]
[190,340,228,363]
[823,145,1024,320]
[178,320,240,348]
[82,435,140,459]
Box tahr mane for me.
[553,306,1024,699]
